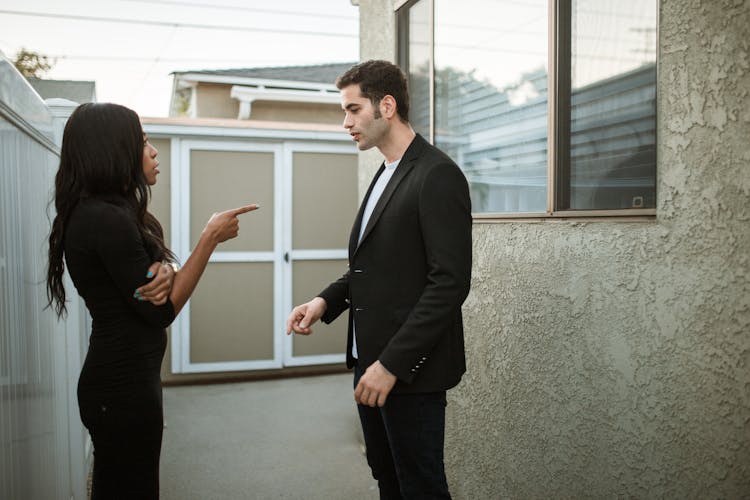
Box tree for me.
[13,48,55,78]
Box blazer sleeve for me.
[318,270,351,324]
[378,161,472,382]
[94,204,176,329]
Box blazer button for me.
[353,269,364,273]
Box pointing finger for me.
[229,204,259,216]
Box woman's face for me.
[141,133,160,186]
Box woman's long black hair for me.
[46,102,175,317]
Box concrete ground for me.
[160,373,378,500]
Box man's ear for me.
[380,95,397,119]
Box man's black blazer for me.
[318,134,472,394]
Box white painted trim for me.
[209,251,275,262]
[182,358,283,373]
[144,122,351,143]
[231,85,341,119]
[284,353,347,367]
[174,139,286,373]
[231,85,340,104]
[272,141,285,372]
[162,136,356,373]
[282,145,357,367]
[281,143,294,368]
[291,250,348,260]
[169,137,185,374]
[173,138,194,373]
[176,73,338,92]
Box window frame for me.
[396,0,658,220]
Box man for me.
[286,60,472,499]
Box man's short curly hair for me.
[336,60,410,123]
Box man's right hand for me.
[286,297,327,335]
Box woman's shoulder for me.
[72,196,134,225]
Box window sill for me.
[472,208,656,223]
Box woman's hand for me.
[202,204,259,244]
[134,262,175,305]
[168,203,259,315]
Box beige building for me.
[146,63,361,383]
[169,62,353,124]
[353,0,749,498]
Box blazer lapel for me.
[354,134,426,256]
[349,163,385,257]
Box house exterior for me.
[142,63,362,384]
[353,0,749,498]
[27,77,97,104]
[169,62,353,123]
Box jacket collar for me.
[350,134,427,256]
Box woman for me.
[46,102,257,499]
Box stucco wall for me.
[354,0,397,198]
[358,0,750,498]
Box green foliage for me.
[13,48,55,78]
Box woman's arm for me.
[136,262,176,305]
[169,204,258,315]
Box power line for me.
[36,54,324,65]
[0,9,357,38]
[118,0,358,21]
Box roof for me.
[173,62,356,85]
[27,78,96,104]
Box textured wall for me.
[353,0,398,198]
[447,0,750,497]
[355,0,750,498]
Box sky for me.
[0,0,359,117]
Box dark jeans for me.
[354,364,451,500]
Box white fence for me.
[0,52,89,500]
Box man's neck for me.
[378,122,416,164]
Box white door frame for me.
[171,138,284,374]
[281,142,354,367]
[169,137,356,373]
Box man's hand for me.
[134,262,175,305]
[286,297,327,335]
[354,360,398,407]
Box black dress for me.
[64,197,176,499]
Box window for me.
[397,0,657,216]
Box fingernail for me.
[134,290,140,297]
[146,271,154,278]
[137,297,145,301]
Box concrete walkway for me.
[160,373,378,500]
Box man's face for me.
[340,84,388,151]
